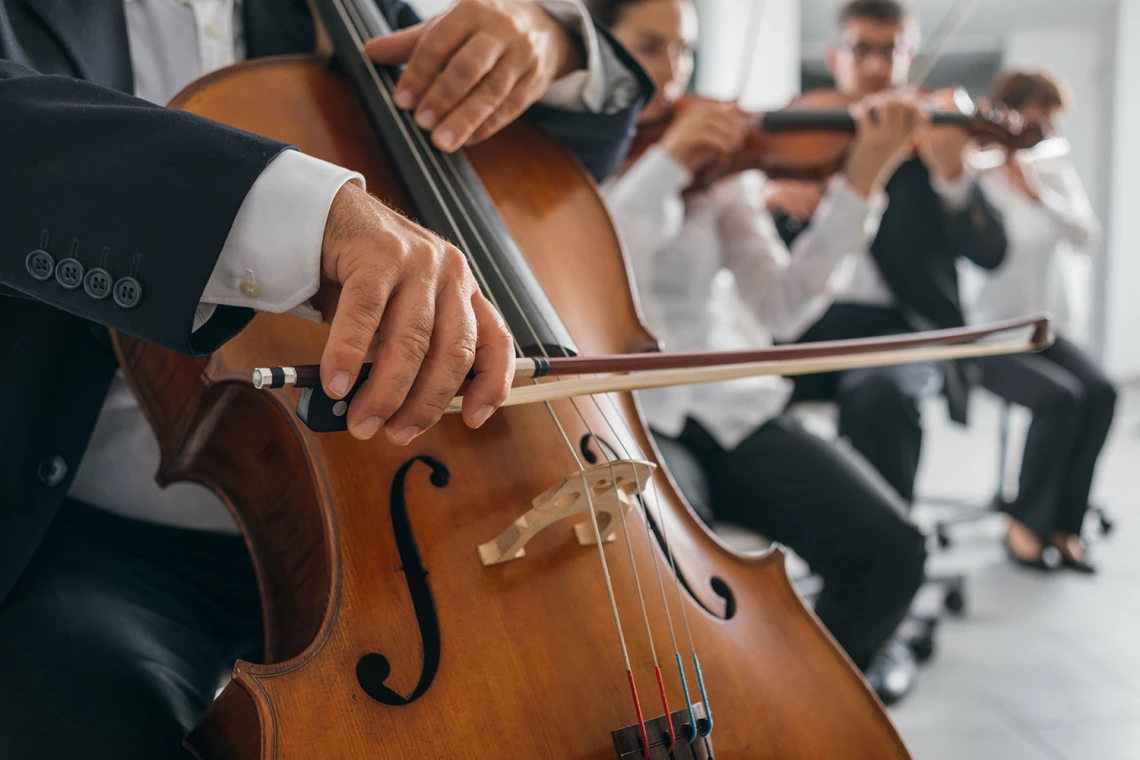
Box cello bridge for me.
[476,460,656,566]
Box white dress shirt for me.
[835,163,980,308]
[604,147,886,450]
[962,156,1100,327]
[68,0,633,533]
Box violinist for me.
[592,0,930,704]
[0,1,651,756]
[963,70,1113,573]
[773,0,1009,505]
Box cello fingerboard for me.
[612,703,713,759]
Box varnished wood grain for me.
[115,56,912,760]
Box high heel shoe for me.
[1052,534,1097,575]
[1004,540,1061,572]
[1060,555,1097,575]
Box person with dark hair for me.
[768,0,1009,507]
[962,68,1112,573]
[0,1,651,756]
[600,0,931,705]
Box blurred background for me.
[682,3,1140,758]
[417,1,1138,756]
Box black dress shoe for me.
[1060,554,1097,575]
[864,639,917,707]
[1005,541,1061,572]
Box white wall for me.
[695,0,801,108]
[1001,25,1113,349]
[408,0,450,16]
[1103,0,1140,380]
[412,0,803,109]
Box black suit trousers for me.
[976,334,1117,538]
[0,502,261,760]
[657,416,928,671]
[792,304,943,503]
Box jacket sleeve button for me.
[37,455,68,487]
[113,277,143,309]
[84,268,113,300]
[55,257,85,289]
[26,250,55,281]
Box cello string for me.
[593,393,712,739]
[336,0,647,726]
[410,92,692,740]
[420,128,693,746]
[418,140,670,749]
[417,152,665,749]
[337,3,658,749]
[587,402,699,745]
[392,72,681,760]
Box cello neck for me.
[309,0,580,358]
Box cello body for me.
[113,52,912,759]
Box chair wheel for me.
[944,587,966,615]
[936,527,952,549]
[908,631,936,663]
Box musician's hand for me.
[365,0,584,152]
[844,92,927,197]
[915,122,971,182]
[659,101,748,173]
[313,182,515,444]
[763,179,825,220]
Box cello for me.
[112,1,987,757]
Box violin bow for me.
[733,0,768,107]
[907,0,983,89]
[255,315,1053,413]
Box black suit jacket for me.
[0,0,651,606]
[779,157,1008,423]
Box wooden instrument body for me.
[114,56,910,759]
[630,88,1046,189]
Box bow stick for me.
[255,314,1052,411]
[907,0,982,89]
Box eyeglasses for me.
[839,41,912,63]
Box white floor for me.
[889,384,1140,759]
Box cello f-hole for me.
[356,456,449,706]
[708,578,736,621]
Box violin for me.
[629,87,1048,189]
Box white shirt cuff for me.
[535,0,638,113]
[826,176,888,239]
[931,162,978,212]
[617,146,694,203]
[196,150,364,330]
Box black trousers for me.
[658,416,928,671]
[976,334,1117,538]
[0,501,262,760]
[793,305,942,503]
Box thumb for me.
[364,22,427,65]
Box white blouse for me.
[604,147,885,449]
[964,156,1100,328]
